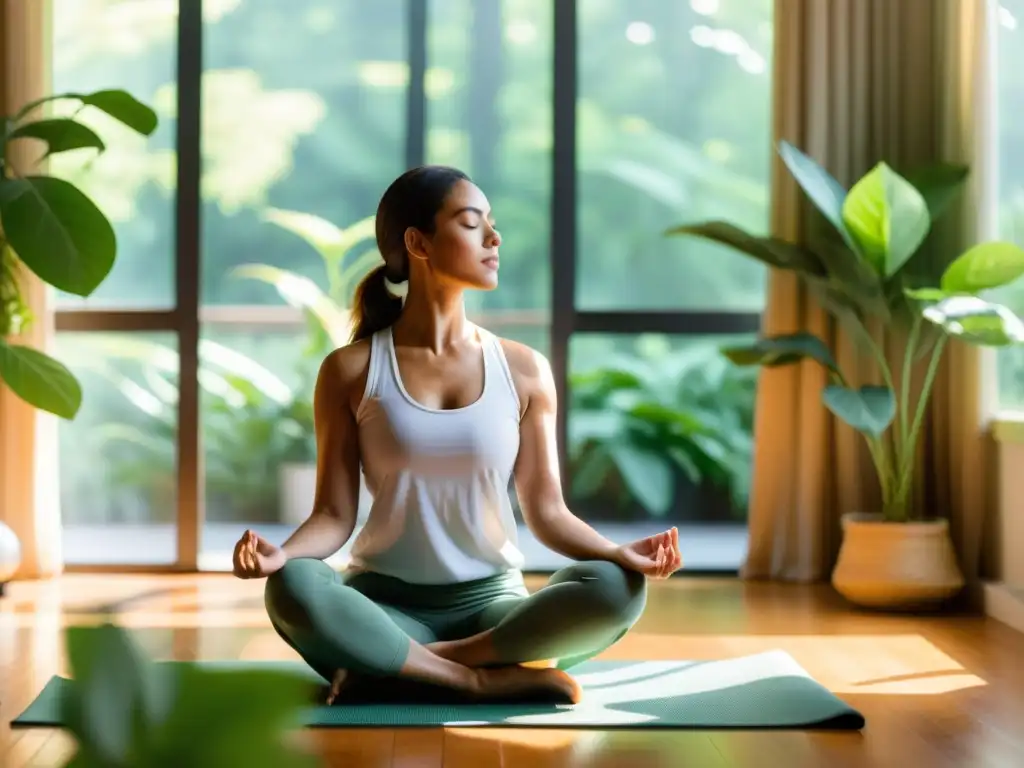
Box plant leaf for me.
[842,162,931,277]
[0,340,81,418]
[6,118,105,157]
[664,220,826,275]
[262,208,346,258]
[62,625,163,765]
[231,264,350,345]
[940,241,1024,294]
[822,385,896,436]
[628,401,707,434]
[567,410,626,447]
[146,664,318,767]
[570,444,615,498]
[0,176,116,296]
[922,296,1024,346]
[722,332,838,372]
[608,444,674,516]
[79,90,159,135]
[14,89,158,135]
[904,287,950,302]
[777,141,856,247]
[902,163,969,220]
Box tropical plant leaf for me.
[822,385,897,436]
[842,162,931,277]
[149,664,318,766]
[940,241,1024,294]
[567,410,626,449]
[628,401,707,434]
[921,296,1024,346]
[902,163,969,221]
[232,264,350,345]
[261,209,347,258]
[570,444,615,497]
[14,89,158,135]
[607,444,674,516]
[0,340,82,418]
[722,332,838,372]
[6,118,105,157]
[664,220,826,275]
[903,287,950,302]
[62,624,170,766]
[777,140,857,249]
[0,176,116,296]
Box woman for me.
[232,166,683,705]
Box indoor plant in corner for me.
[0,89,157,593]
[668,142,1024,609]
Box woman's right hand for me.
[232,530,287,579]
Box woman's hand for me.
[232,530,288,579]
[613,527,683,579]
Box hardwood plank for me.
[1,574,1022,768]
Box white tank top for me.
[346,326,527,585]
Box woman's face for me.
[408,180,502,290]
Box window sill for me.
[989,413,1024,444]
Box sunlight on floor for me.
[607,632,988,694]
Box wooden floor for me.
[2,574,1023,768]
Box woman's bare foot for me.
[472,665,582,704]
[425,629,498,668]
[426,629,557,670]
[325,668,352,705]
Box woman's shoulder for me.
[315,337,374,405]
[494,335,555,393]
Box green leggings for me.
[264,558,647,682]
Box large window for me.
[996,1,1024,409]
[51,0,772,569]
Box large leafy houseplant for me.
[0,90,158,419]
[668,141,1024,524]
[569,343,756,519]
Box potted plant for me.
[0,89,157,592]
[667,141,1024,609]
[232,209,379,525]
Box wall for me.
[985,419,1024,632]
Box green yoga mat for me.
[11,650,864,730]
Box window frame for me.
[55,0,763,570]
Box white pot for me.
[0,522,21,596]
[831,512,965,610]
[278,463,372,527]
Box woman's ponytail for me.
[349,264,404,343]
[350,165,470,343]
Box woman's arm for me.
[505,342,622,563]
[279,342,369,562]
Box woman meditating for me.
[231,166,684,704]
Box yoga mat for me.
[11,650,864,730]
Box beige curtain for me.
[0,0,61,580]
[742,0,998,590]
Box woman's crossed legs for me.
[264,559,647,703]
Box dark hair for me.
[350,165,471,342]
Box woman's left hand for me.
[613,527,683,579]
